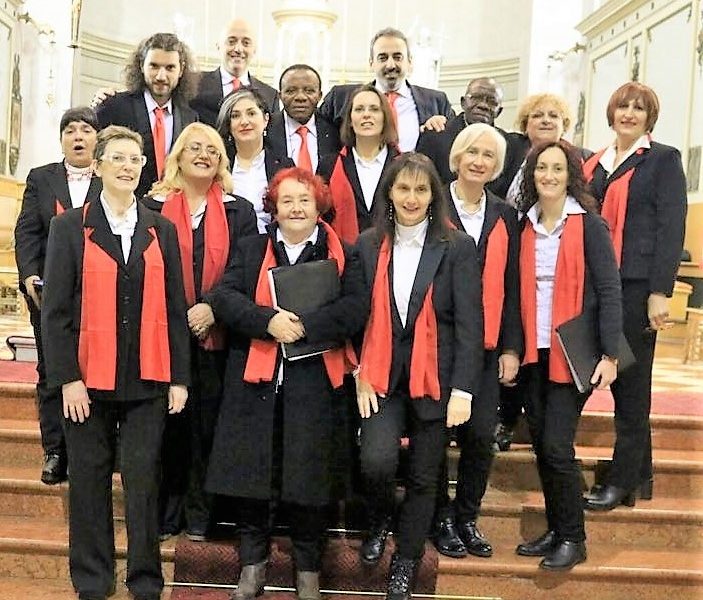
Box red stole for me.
[483,218,509,350]
[520,214,585,383]
[56,200,65,216]
[242,220,356,388]
[161,185,230,350]
[359,236,441,401]
[328,147,361,244]
[78,204,170,390]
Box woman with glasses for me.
[143,123,257,541]
[216,88,294,233]
[41,125,191,600]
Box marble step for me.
[0,384,36,421]
[0,419,42,468]
[0,577,174,600]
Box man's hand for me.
[168,384,188,414]
[647,293,670,331]
[420,115,448,133]
[446,393,472,427]
[590,358,617,390]
[187,302,215,340]
[89,87,118,109]
[267,309,305,344]
[62,380,91,423]
[498,352,520,386]
[356,376,382,418]
[24,275,41,309]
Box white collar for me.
[599,134,651,174]
[526,194,586,229]
[143,90,172,114]
[394,217,428,246]
[65,161,92,175]
[234,149,266,170]
[99,192,138,229]
[450,182,486,218]
[352,145,388,167]
[220,66,251,87]
[275,224,319,248]
[375,79,410,97]
[284,111,317,136]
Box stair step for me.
[0,383,36,420]
[0,577,175,600]
[0,419,43,468]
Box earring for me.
[387,203,394,222]
[428,203,434,223]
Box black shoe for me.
[638,478,654,500]
[457,521,492,558]
[584,485,635,511]
[159,527,181,542]
[185,527,207,542]
[539,540,586,571]
[432,516,467,558]
[386,554,417,600]
[515,530,557,557]
[41,453,67,485]
[360,518,391,564]
[493,423,514,452]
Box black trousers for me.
[63,395,166,599]
[359,388,447,560]
[497,383,524,430]
[436,350,499,523]
[523,350,588,543]
[608,280,656,490]
[28,300,64,456]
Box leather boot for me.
[539,540,587,571]
[232,560,266,600]
[360,517,392,564]
[457,520,492,558]
[584,485,635,511]
[386,554,417,600]
[296,571,321,600]
[432,516,467,558]
[515,530,557,557]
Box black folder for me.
[555,313,636,394]
[267,259,341,360]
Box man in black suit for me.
[318,27,454,152]
[190,18,279,127]
[96,32,199,198]
[264,64,341,174]
[14,106,102,485]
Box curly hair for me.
[263,167,332,217]
[517,139,598,215]
[123,32,199,105]
[515,93,573,134]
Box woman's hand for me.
[267,309,305,344]
[356,376,382,418]
[590,358,617,390]
[498,352,520,386]
[446,393,472,427]
[62,380,91,423]
[647,293,669,331]
[187,303,216,340]
[168,384,188,414]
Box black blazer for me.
[95,91,198,198]
[446,188,523,356]
[190,68,280,127]
[41,200,191,400]
[15,162,102,291]
[319,81,455,130]
[264,110,342,173]
[356,227,483,421]
[318,144,398,233]
[587,141,687,295]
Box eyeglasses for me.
[100,153,146,167]
[183,142,221,159]
[466,93,500,108]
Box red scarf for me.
[520,214,585,383]
[161,184,230,350]
[328,147,361,244]
[242,220,357,388]
[483,217,509,350]
[583,147,644,266]
[359,236,441,400]
[78,204,170,390]
[56,200,65,216]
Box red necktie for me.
[153,107,166,179]
[385,91,399,131]
[232,78,241,91]
[296,126,313,173]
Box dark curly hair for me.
[518,139,598,215]
[123,32,199,105]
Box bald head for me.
[219,18,256,78]
[461,77,504,125]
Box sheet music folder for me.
[267,259,341,360]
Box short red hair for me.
[263,167,333,216]
[606,82,659,133]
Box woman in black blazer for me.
[583,82,687,511]
[204,167,367,600]
[432,123,522,560]
[41,125,191,600]
[143,122,257,542]
[319,84,400,244]
[514,139,622,570]
[355,153,483,600]
[215,88,294,233]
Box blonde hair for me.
[449,123,506,182]
[150,123,233,196]
[515,93,572,134]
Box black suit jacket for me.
[190,68,280,127]
[96,91,198,198]
[446,188,523,356]
[319,81,454,131]
[15,162,102,291]
[41,200,191,400]
[587,141,687,295]
[264,110,341,173]
[356,228,483,420]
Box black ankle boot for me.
[457,521,492,558]
[360,517,392,564]
[432,516,467,558]
[386,554,417,600]
[539,540,586,571]
[584,485,635,511]
[515,530,557,557]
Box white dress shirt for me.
[376,80,420,152]
[598,134,650,176]
[449,182,486,245]
[525,195,586,349]
[100,193,138,262]
[220,66,251,97]
[352,146,388,211]
[143,91,174,153]
[65,162,93,209]
[232,150,269,233]
[284,112,319,173]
